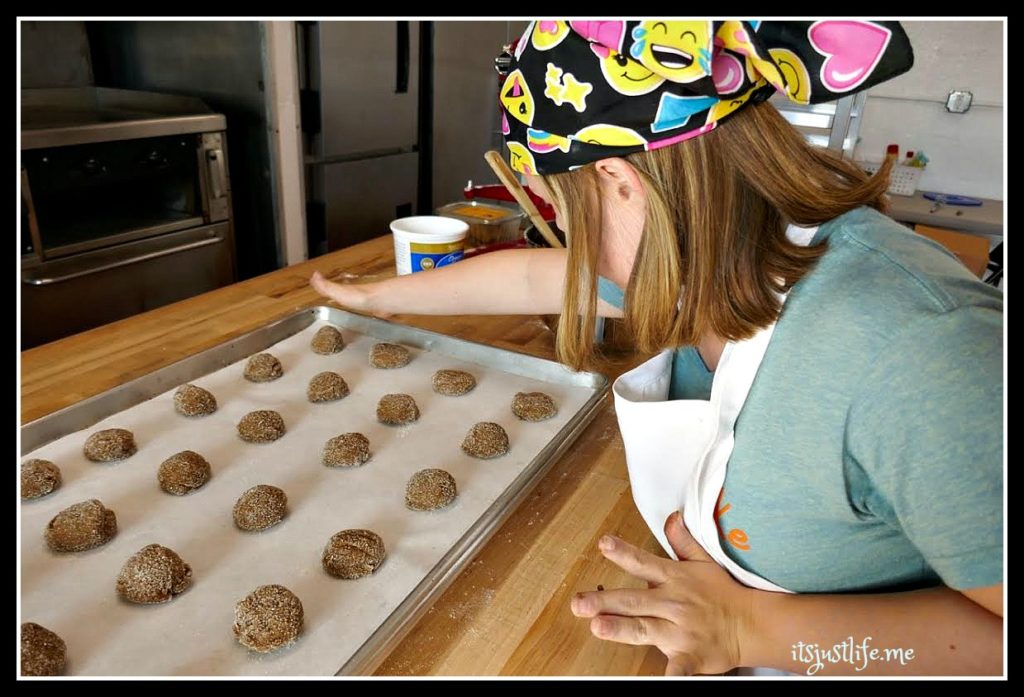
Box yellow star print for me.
[543,62,593,113]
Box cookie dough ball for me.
[233,485,287,532]
[244,353,284,382]
[511,391,558,422]
[158,450,212,495]
[307,371,350,403]
[116,544,193,604]
[310,326,345,354]
[83,428,137,463]
[432,369,477,396]
[461,422,510,459]
[233,584,303,653]
[376,393,420,426]
[322,433,371,468]
[369,342,411,369]
[21,459,62,500]
[237,410,286,443]
[405,469,458,511]
[322,529,386,579]
[21,623,66,676]
[173,384,217,417]
[45,499,117,553]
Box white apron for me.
[611,225,816,675]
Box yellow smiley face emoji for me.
[531,21,570,50]
[500,69,535,126]
[629,20,713,84]
[572,124,648,147]
[769,48,812,104]
[705,88,756,124]
[590,43,665,96]
[507,141,538,174]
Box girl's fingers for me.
[597,535,671,585]
[589,614,674,647]
[663,510,713,563]
[310,271,354,307]
[310,271,337,298]
[571,588,678,619]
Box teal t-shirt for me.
[598,277,716,400]
[598,207,1003,592]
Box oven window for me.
[21,196,34,256]
[22,134,203,256]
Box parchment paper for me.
[20,321,596,676]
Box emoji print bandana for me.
[498,20,914,174]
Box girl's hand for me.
[571,511,761,676]
[310,271,389,318]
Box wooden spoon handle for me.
[484,150,563,249]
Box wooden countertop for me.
[21,236,667,676]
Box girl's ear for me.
[593,157,645,204]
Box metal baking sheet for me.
[19,306,608,676]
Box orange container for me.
[436,201,524,247]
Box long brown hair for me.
[543,100,893,370]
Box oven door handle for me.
[22,237,223,286]
[207,148,227,200]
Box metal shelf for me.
[769,91,867,159]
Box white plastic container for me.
[390,216,469,275]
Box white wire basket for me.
[858,161,925,196]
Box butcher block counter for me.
[21,235,667,676]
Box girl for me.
[311,20,1003,675]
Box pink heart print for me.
[809,21,892,92]
[712,49,745,95]
[538,21,561,35]
[569,20,627,52]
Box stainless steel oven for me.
[20,87,236,349]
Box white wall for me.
[853,20,1004,200]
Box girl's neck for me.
[697,332,726,372]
